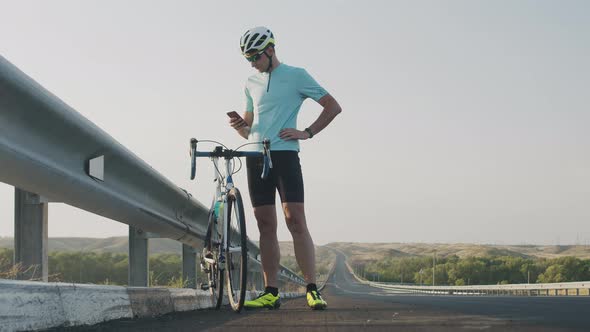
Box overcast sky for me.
[1,0,589,245]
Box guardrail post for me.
[182,244,197,289]
[129,226,149,286]
[14,188,48,282]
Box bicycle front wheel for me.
[225,187,248,312]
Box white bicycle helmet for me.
[240,27,275,55]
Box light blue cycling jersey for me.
[244,63,328,152]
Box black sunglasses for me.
[245,50,265,62]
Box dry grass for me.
[0,262,25,279]
[0,263,60,282]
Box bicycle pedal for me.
[200,283,210,291]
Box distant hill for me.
[326,242,590,262]
[0,237,182,254]
[2,237,589,260]
[0,237,298,256]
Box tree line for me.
[0,248,190,286]
[356,255,590,285]
[0,247,335,286]
[4,247,587,286]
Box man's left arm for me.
[279,94,342,141]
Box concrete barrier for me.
[56,283,133,326]
[0,279,304,331]
[0,280,66,331]
[127,287,174,318]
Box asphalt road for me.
[52,254,590,331]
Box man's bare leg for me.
[253,204,280,287]
[282,202,316,284]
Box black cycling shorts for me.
[246,151,304,207]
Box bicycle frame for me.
[196,148,269,252]
[209,155,238,270]
[190,138,271,311]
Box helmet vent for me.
[247,33,260,50]
[254,35,267,47]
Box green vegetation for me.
[0,246,335,286]
[357,255,590,285]
[0,248,194,286]
[0,238,335,285]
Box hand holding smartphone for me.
[227,111,247,129]
[227,111,243,120]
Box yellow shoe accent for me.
[307,290,327,310]
[244,292,281,309]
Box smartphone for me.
[226,111,243,120]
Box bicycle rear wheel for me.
[225,187,248,312]
[204,209,224,309]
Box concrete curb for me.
[0,280,67,331]
[57,283,134,326]
[0,279,304,331]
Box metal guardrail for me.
[0,55,305,287]
[0,55,206,248]
[365,280,590,296]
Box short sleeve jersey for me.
[244,63,328,151]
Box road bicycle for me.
[189,138,272,312]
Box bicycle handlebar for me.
[189,138,272,180]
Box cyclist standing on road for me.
[229,26,342,310]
